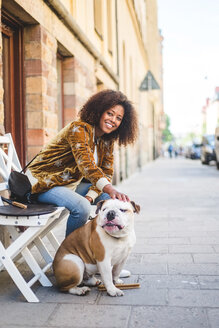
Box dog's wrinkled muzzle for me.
[106,210,116,221]
[102,211,124,232]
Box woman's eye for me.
[120,209,127,212]
[107,112,113,116]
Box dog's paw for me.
[69,286,91,296]
[107,287,124,297]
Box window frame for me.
[94,0,103,40]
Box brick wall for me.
[24,24,57,160]
[62,56,96,126]
[24,24,97,160]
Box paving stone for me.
[207,309,219,328]
[139,274,199,289]
[168,263,219,275]
[169,245,215,253]
[129,306,208,328]
[0,302,57,326]
[126,253,143,264]
[207,232,219,237]
[142,253,193,263]
[98,286,168,306]
[190,237,219,245]
[168,289,219,307]
[132,244,168,254]
[193,254,219,263]
[126,262,168,274]
[1,326,46,328]
[168,230,219,238]
[139,230,169,237]
[213,245,219,253]
[48,304,131,327]
[135,224,169,234]
[142,237,191,245]
[198,276,219,289]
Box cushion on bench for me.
[0,204,57,216]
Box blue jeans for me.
[37,181,110,236]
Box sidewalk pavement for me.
[1,157,219,327]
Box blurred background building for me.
[202,87,219,136]
[0,0,164,184]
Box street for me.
[1,157,219,327]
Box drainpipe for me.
[44,0,119,85]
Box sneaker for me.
[96,269,131,278]
[119,269,131,278]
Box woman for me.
[29,89,138,237]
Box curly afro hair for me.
[79,89,138,146]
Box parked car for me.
[185,143,201,159]
[201,134,216,165]
[190,143,201,159]
[215,127,219,169]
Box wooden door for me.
[2,11,25,166]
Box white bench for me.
[0,133,68,302]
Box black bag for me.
[8,171,32,202]
[8,154,38,203]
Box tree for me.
[162,114,173,142]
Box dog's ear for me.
[95,200,106,214]
[130,201,140,213]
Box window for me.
[2,11,25,166]
[94,0,103,39]
[107,0,112,53]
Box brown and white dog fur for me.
[53,199,140,297]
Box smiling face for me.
[96,199,139,238]
[95,105,124,137]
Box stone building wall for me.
[0,0,163,180]
[62,56,96,127]
[24,25,58,160]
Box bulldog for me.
[53,198,140,297]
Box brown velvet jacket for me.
[29,120,114,201]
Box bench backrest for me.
[0,133,22,192]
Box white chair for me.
[0,133,68,302]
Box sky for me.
[157,0,219,136]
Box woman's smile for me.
[95,104,124,137]
[105,121,114,129]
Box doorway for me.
[2,11,25,166]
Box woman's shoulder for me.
[68,119,93,131]
[63,120,93,136]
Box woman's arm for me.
[67,122,111,192]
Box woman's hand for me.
[103,184,130,202]
[85,196,93,203]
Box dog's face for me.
[96,199,140,238]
